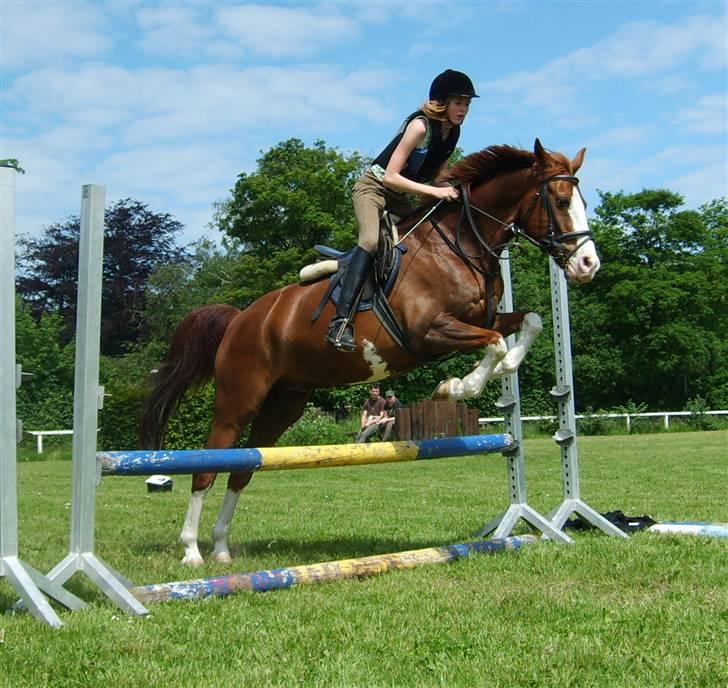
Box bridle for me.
[413,173,594,275]
[512,174,593,268]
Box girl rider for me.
[326,69,478,352]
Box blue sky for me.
[2,0,726,246]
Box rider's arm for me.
[382,119,459,201]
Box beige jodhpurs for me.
[352,171,413,254]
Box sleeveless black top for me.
[372,111,460,183]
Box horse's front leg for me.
[491,311,543,378]
[425,316,508,400]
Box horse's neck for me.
[471,171,531,221]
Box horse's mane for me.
[441,145,535,186]
[402,143,571,228]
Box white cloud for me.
[213,4,359,59]
[5,59,396,242]
[587,143,727,207]
[593,17,721,76]
[671,94,728,135]
[135,4,218,58]
[90,143,241,205]
[667,162,728,207]
[5,64,396,148]
[587,125,658,149]
[483,13,727,117]
[0,0,111,71]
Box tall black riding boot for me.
[325,246,373,352]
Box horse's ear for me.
[571,147,586,173]
[533,138,548,171]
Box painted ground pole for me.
[649,521,728,538]
[131,534,537,604]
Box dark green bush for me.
[684,396,718,431]
[98,383,148,450]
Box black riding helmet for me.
[429,69,479,101]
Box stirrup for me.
[326,318,356,352]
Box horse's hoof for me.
[181,555,204,567]
[211,551,232,564]
[432,380,450,399]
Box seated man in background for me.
[380,389,403,441]
[355,385,388,443]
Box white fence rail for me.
[25,430,73,454]
[479,410,728,432]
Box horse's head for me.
[515,139,600,283]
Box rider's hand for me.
[432,185,460,202]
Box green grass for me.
[1,431,727,687]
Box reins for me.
[398,173,593,275]
[384,171,594,352]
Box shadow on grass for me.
[129,534,495,572]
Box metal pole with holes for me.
[1,166,86,627]
[477,249,572,543]
[547,258,628,538]
[45,184,149,616]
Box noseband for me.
[511,174,593,268]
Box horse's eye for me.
[556,197,570,210]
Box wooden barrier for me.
[130,535,537,604]
[394,399,480,440]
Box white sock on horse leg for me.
[180,486,211,566]
[211,488,241,563]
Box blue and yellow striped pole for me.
[98,433,514,476]
[130,534,536,604]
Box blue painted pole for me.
[98,433,514,476]
[130,534,537,604]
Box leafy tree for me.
[142,238,243,343]
[217,138,366,303]
[18,198,188,355]
[570,191,727,409]
[15,298,75,430]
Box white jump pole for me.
[547,258,628,538]
[477,250,572,543]
[45,184,148,616]
[1,166,86,626]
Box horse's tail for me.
[138,304,241,449]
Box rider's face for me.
[446,97,471,126]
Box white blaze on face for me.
[361,339,390,382]
[565,187,600,282]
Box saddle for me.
[305,213,413,353]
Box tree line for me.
[13,139,728,448]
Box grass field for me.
[1,431,726,687]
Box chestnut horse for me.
[140,139,600,565]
